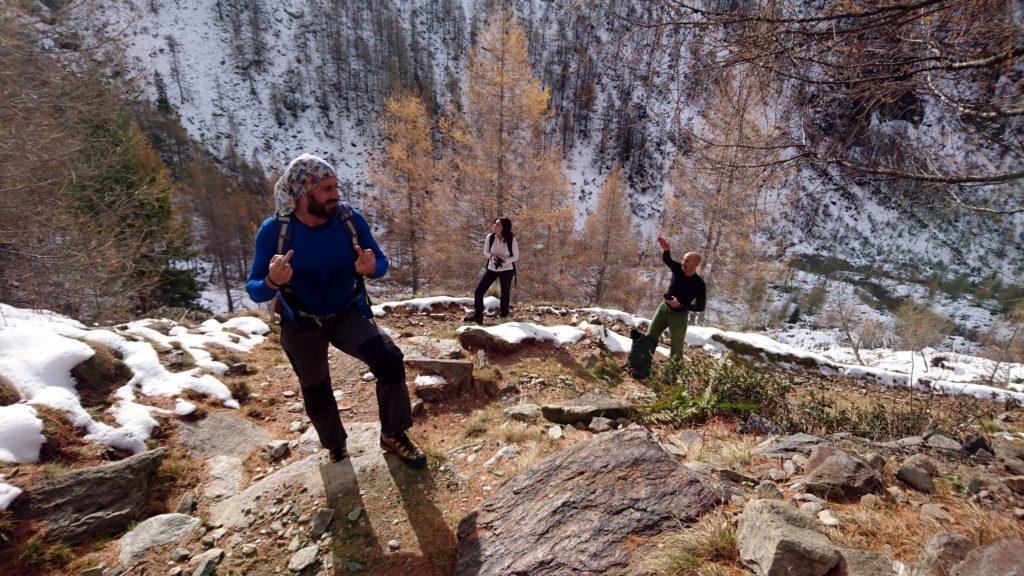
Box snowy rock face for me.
[79,0,1022,286]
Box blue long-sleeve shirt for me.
[246,209,388,315]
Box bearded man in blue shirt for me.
[246,153,425,468]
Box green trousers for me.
[647,302,689,358]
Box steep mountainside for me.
[77,0,1021,285]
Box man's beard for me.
[308,197,337,219]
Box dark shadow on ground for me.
[320,452,457,575]
[384,454,458,575]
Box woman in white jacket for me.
[465,217,519,324]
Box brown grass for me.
[69,342,132,409]
[652,513,746,576]
[0,375,20,406]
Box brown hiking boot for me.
[380,431,427,468]
[328,443,349,463]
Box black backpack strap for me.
[273,215,306,316]
[337,203,374,315]
[276,215,292,254]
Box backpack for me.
[274,203,374,319]
[624,328,658,380]
[487,233,517,285]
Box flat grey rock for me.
[541,393,633,425]
[835,548,896,575]
[288,545,319,572]
[178,412,271,458]
[754,434,827,458]
[503,404,541,422]
[202,455,245,501]
[401,336,465,359]
[914,532,976,576]
[119,513,200,563]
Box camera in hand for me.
[494,257,505,267]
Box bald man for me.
[649,237,707,358]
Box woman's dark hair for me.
[495,217,514,248]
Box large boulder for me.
[951,539,1024,576]
[118,513,200,563]
[453,428,724,575]
[177,412,271,458]
[540,394,633,425]
[12,448,165,543]
[800,445,882,502]
[736,499,839,576]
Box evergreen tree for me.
[154,71,172,112]
[441,8,574,300]
[580,164,640,307]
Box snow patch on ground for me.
[414,375,447,387]
[0,474,21,511]
[0,304,269,463]
[0,405,46,464]
[372,295,499,317]
[456,322,585,347]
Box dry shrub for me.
[653,513,744,576]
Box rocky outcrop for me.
[540,394,633,425]
[12,448,165,544]
[800,445,882,502]
[736,499,839,576]
[453,428,724,575]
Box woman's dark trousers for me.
[473,269,514,319]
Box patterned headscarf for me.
[273,153,337,216]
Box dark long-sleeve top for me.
[663,250,706,312]
[246,209,388,315]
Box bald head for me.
[682,252,702,275]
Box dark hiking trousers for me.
[473,269,514,319]
[279,309,412,451]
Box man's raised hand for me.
[354,246,376,276]
[657,236,671,252]
[268,250,294,287]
